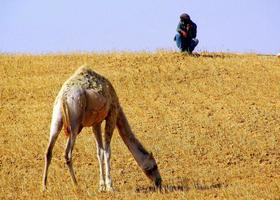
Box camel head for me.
[142,152,162,188]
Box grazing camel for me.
[42,66,162,191]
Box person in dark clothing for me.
[174,13,199,53]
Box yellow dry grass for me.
[1,52,280,199]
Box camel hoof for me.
[106,186,114,192]
[42,184,47,192]
[99,185,106,192]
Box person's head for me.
[180,13,190,23]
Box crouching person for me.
[174,13,199,54]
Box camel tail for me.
[61,98,71,136]
[116,107,150,168]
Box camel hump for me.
[74,65,92,75]
[74,65,102,79]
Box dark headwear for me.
[180,13,190,21]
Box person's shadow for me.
[189,53,227,58]
[135,177,228,193]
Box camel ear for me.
[149,152,154,158]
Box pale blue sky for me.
[0,0,279,54]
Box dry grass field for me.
[1,52,280,199]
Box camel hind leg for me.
[43,102,63,191]
[62,89,86,186]
[65,133,78,186]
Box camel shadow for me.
[135,177,227,193]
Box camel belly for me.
[83,108,108,127]
[82,89,109,127]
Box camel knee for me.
[64,154,71,165]
[45,150,52,161]
[97,148,104,159]
[65,159,71,166]
[104,146,111,159]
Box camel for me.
[42,65,162,192]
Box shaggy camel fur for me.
[42,66,162,191]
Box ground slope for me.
[1,52,280,199]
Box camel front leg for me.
[104,112,117,192]
[92,124,106,192]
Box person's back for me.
[174,13,199,53]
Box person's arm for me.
[191,23,197,38]
[176,23,187,38]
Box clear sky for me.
[1,0,279,54]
